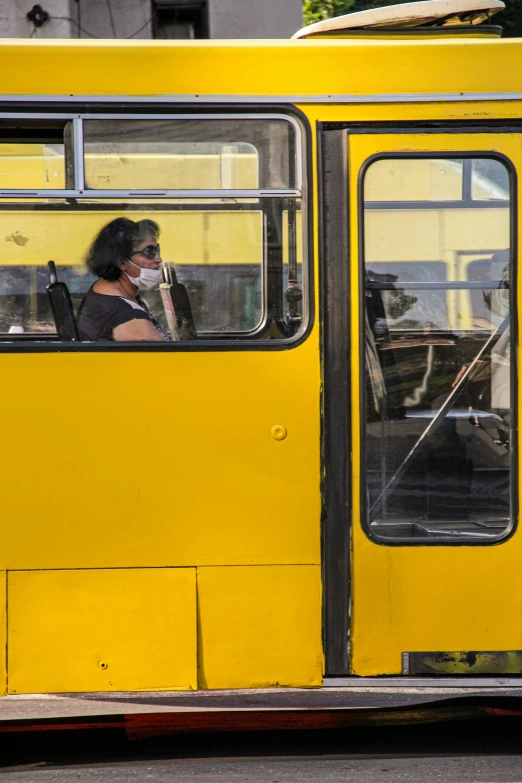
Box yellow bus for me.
[0,0,520,697]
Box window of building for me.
[0,114,305,347]
[153,1,208,39]
[362,155,512,543]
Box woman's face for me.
[125,233,162,279]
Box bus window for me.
[82,118,297,191]
[0,114,305,345]
[0,198,302,341]
[363,155,512,543]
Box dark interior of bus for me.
[365,251,511,542]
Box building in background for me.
[1,0,302,39]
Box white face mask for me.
[125,259,161,291]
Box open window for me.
[0,120,71,191]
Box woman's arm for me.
[113,318,165,342]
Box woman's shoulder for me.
[84,286,146,315]
[77,285,151,341]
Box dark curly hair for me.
[85,218,160,281]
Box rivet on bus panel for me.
[271,425,287,441]
[98,661,108,670]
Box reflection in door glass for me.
[363,157,512,542]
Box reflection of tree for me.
[303,0,522,37]
[368,271,418,320]
[385,289,418,320]
[303,0,354,24]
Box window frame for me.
[358,149,518,546]
[0,106,312,352]
[0,112,303,198]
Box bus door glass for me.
[349,132,521,676]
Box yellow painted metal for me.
[8,568,197,693]
[197,566,323,689]
[349,132,522,675]
[0,38,521,101]
[0,32,521,693]
[0,345,320,571]
[0,60,321,689]
[297,100,522,124]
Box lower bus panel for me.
[4,565,322,694]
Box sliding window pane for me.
[83,119,296,191]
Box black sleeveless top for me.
[77,286,170,341]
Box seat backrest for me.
[46,261,80,341]
[160,263,197,340]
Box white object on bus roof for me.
[292,0,506,38]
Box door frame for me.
[319,126,352,677]
[320,120,521,677]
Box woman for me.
[77,217,170,342]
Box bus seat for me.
[160,263,197,340]
[46,261,80,341]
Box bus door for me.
[325,129,521,677]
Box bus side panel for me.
[0,345,320,570]
[197,565,323,689]
[351,537,522,674]
[7,568,197,694]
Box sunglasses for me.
[132,244,161,260]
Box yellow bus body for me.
[0,28,521,695]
